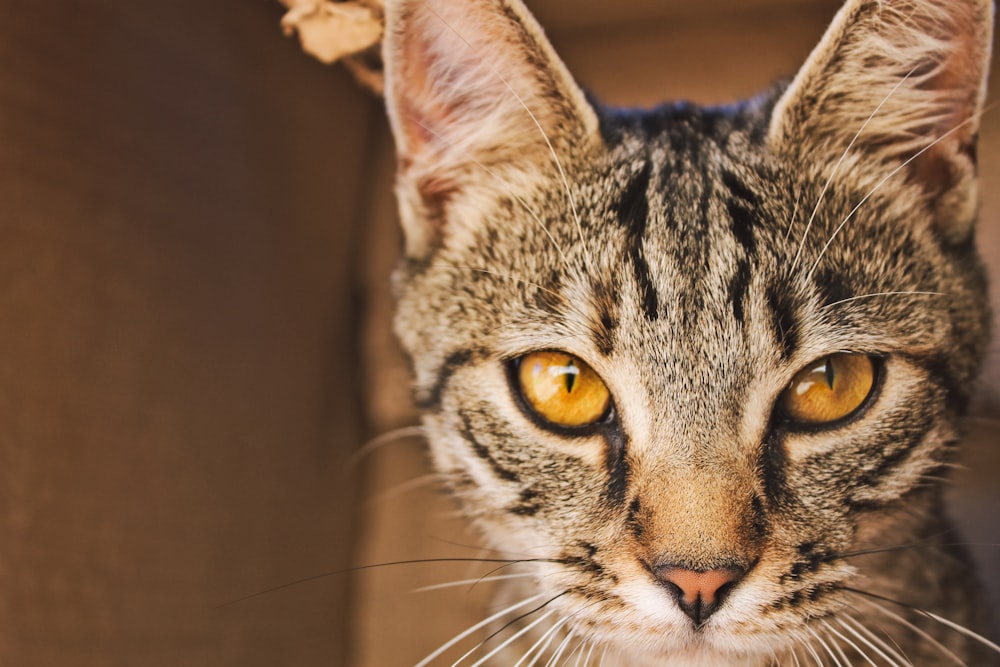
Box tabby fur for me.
[381,0,997,664]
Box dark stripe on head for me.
[721,169,760,206]
[722,169,758,257]
[414,348,477,410]
[729,258,752,324]
[615,161,659,320]
[761,429,790,507]
[626,496,645,538]
[767,287,799,360]
[588,279,620,356]
[603,425,630,506]
[510,485,543,516]
[459,411,519,483]
[727,199,758,256]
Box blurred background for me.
[1,1,997,665]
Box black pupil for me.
[564,360,578,393]
[824,357,835,389]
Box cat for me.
[377,0,997,664]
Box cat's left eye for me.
[779,353,877,427]
[514,351,611,429]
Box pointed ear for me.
[383,0,600,257]
[768,0,994,240]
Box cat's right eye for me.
[514,351,611,429]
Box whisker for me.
[821,291,948,310]
[784,190,802,242]
[567,635,590,667]
[810,625,845,667]
[216,556,568,609]
[466,607,559,667]
[350,424,426,467]
[408,114,573,270]
[837,615,910,667]
[847,592,967,666]
[472,591,571,657]
[543,628,575,667]
[597,644,609,667]
[788,643,802,667]
[827,529,959,560]
[415,593,546,667]
[430,262,564,300]
[790,67,918,277]
[805,104,996,281]
[825,619,877,666]
[364,472,444,507]
[827,624,853,666]
[801,630,826,667]
[920,610,1000,657]
[412,572,536,594]
[513,615,567,667]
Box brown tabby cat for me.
[379,0,998,663]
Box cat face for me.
[382,0,994,663]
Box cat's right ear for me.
[383,0,600,258]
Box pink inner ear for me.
[392,28,444,159]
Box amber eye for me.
[780,354,877,426]
[516,351,611,428]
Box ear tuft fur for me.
[383,0,599,257]
[769,0,994,240]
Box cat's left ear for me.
[769,0,994,240]
[383,0,601,258]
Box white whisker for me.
[784,190,802,242]
[529,618,570,667]
[543,627,575,667]
[415,593,545,667]
[788,643,803,667]
[431,262,563,300]
[838,616,911,667]
[364,473,442,507]
[809,625,845,667]
[822,291,947,309]
[825,619,877,666]
[805,111,984,281]
[802,631,826,667]
[852,596,966,666]
[467,608,557,667]
[413,572,536,594]
[828,625,853,666]
[350,425,425,467]
[791,68,918,276]
[920,610,1000,657]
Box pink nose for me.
[655,565,745,626]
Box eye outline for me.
[774,353,886,434]
[505,352,618,437]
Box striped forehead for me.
[588,112,786,364]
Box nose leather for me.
[655,565,745,626]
